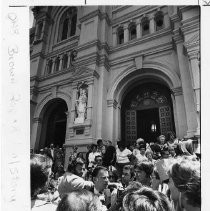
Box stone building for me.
[30,6,200,167]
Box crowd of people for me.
[30,132,201,211]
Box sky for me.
[29,7,34,28]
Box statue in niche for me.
[74,83,88,124]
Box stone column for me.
[171,87,188,138]
[112,28,117,47]
[70,86,78,125]
[52,57,55,74]
[67,52,71,68]
[136,18,141,38]
[59,55,63,71]
[34,23,39,42]
[188,52,200,136]
[86,82,94,120]
[106,99,118,141]
[149,15,155,33]
[31,118,42,150]
[124,23,129,43]
[164,13,171,28]
[173,29,197,137]
[41,20,46,40]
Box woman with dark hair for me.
[31,154,57,210]
[134,161,154,187]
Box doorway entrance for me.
[39,98,68,150]
[121,82,175,145]
[137,108,160,143]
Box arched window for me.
[47,59,53,74]
[58,7,77,42]
[117,27,124,45]
[129,23,137,40]
[54,57,60,72]
[141,17,150,36]
[155,12,164,31]
[62,54,68,69]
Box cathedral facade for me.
[30,6,200,166]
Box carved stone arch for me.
[107,61,181,103]
[34,91,72,119]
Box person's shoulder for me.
[125,148,132,153]
[31,200,57,211]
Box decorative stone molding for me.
[172,27,184,44]
[135,56,143,69]
[171,87,183,96]
[79,10,101,23]
[111,27,172,53]
[111,6,158,26]
[68,119,92,137]
[33,117,42,123]
[107,99,118,108]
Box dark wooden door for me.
[137,108,160,143]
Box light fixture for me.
[151,122,157,133]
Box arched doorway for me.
[39,98,68,149]
[121,83,175,145]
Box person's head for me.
[87,145,91,151]
[73,145,78,152]
[122,166,134,187]
[50,143,54,149]
[183,139,195,155]
[97,139,103,147]
[91,144,97,153]
[139,144,146,155]
[56,190,103,211]
[95,155,103,166]
[123,186,172,211]
[166,131,175,142]
[118,141,126,151]
[101,145,106,154]
[168,156,200,210]
[161,146,170,159]
[77,152,84,159]
[30,154,53,197]
[168,145,176,157]
[68,160,85,177]
[136,138,145,147]
[151,168,160,190]
[145,149,153,161]
[159,135,166,145]
[92,166,109,192]
[108,170,119,182]
[134,161,154,185]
